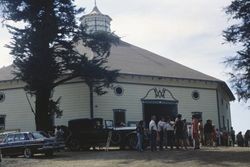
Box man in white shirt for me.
[165,118,175,149]
[157,117,166,150]
[149,115,157,151]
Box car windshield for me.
[31,132,48,139]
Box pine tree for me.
[223,0,250,102]
[0,0,119,132]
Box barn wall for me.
[94,82,219,128]
[0,75,228,131]
[217,87,232,131]
[53,82,90,126]
[0,88,36,131]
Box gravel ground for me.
[1,147,250,167]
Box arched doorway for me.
[141,88,178,127]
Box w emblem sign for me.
[154,88,166,98]
[141,87,178,102]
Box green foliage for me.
[0,0,120,131]
[223,0,250,102]
[48,97,63,118]
[1,0,80,93]
[74,30,120,95]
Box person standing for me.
[55,126,64,141]
[244,130,250,147]
[236,131,244,147]
[182,119,188,150]
[136,120,144,152]
[198,120,204,146]
[211,125,216,147]
[192,115,200,149]
[175,114,184,149]
[204,120,213,146]
[188,125,193,146]
[215,128,221,146]
[157,117,166,150]
[166,117,175,150]
[230,127,235,146]
[149,115,158,151]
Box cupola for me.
[80,3,112,33]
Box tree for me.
[223,0,250,102]
[0,1,119,132]
[68,30,120,118]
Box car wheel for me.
[111,132,121,145]
[127,134,137,150]
[45,150,53,157]
[23,148,33,158]
[68,139,81,151]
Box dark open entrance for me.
[143,101,178,128]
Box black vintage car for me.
[66,118,149,151]
[0,131,65,158]
[66,118,110,150]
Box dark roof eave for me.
[119,72,220,83]
[119,72,236,101]
[0,72,235,101]
[0,78,17,83]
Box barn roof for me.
[0,40,235,100]
[0,65,14,81]
[108,41,221,82]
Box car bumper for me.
[38,144,65,151]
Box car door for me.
[13,133,26,155]
[91,120,108,144]
[94,128,109,144]
[2,134,15,156]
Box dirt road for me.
[1,147,250,167]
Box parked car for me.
[0,131,65,158]
[66,118,149,151]
[66,118,109,151]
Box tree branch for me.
[52,74,78,88]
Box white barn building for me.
[0,5,234,131]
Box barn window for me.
[114,86,124,96]
[192,90,200,100]
[0,92,5,103]
[113,109,126,127]
[0,115,6,130]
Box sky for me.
[0,0,249,133]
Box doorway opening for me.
[143,102,178,128]
[113,109,126,127]
[192,112,202,121]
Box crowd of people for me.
[136,114,249,152]
[236,130,250,147]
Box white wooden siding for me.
[0,75,227,131]
[94,84,219,128]
[0,89,36,131]
[54,82,90,126]
[217,88,232,130]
